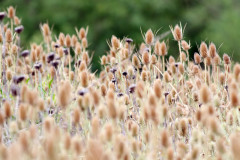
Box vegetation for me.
[1,5,240,160]
[1,0,240,72]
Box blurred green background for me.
[1,0,240,72]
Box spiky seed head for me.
[142,51,150,65]
[154,41,161,55]
[173,25,182,41]
[160,41,167,56]
[111,35,120,50]
[145,29,154,45]
[200,42,208,58]
[8,6,15,18]
[223,53,230,64]
[58,81,71,108]
[79,27,86,40]
[5,29,12,43]
[230,132,240,160]
[209,42,216,58]
[200,85,211,104]
[230,90,239,108]
[181,40,190,51]
[194,53,201,64]
[4,101,11,119]
[80,71,89,88]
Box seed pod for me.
[145,29,154,45]
[8,6,15,18]
[200,42,208,58]
[142,51,150,65]
[5,29,12,43]
[223,53,230,64]
[209,42,216,58]
[173,25,182,41]
[4,101,11,119]
[160,41,167,56]
[181,40,190,51]
[200,85,211,104]
[111,35,120,50]
[194,52,201,64]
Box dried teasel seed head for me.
[111,35,120,50]
[230,90,239,108]
[219,73,225,85]
[167,147,174,160]
[154,41,161,56]
[65,34,71,48]
[200,85,211,104]
[173,25,182,41]
[5,29,12,43]
[142,51,150,65]
[42,23,51,37]
[161,129,169,148]
[209,42,216,58]
[206,56,212,66]
[178,63,184,75]
[230,132,240,160]
[4,101,11,119]
[73,108,81,125]
[145,29,154,45]
[160,41,167,56]
[8,6,15,18]
[19,104,27,121]
[164,71,172,83]
[154,79,162,99]
[194,52,201,64]
[6,70,12,81]
[223,53,230,65]
[181,40,190,51]
[79,27,86,40]
[58,81,71,108]
[169,56,175,64]
[80,71,89,88]
[200,42,208,58]
[233,63,240,81]
[82,37,88,48]
[132,54,140,68]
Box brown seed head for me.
[200,42,208,58]
[8,6,15,18]
[4,101,11,119]
[142,51,150,65]
[200,85,211,104]
[5,29,12,43]
[81,71,89,88]
[58,81,72,108]
[194,53,201,64]
[111,35,120,50]
[173,25,182,41]
[223,53,230,64]
[160,41,167,56]
[209,43,216,58]
[181,40,190,51]
[145,29,154,45]
[65,34,71,47]
[79,27,86,40]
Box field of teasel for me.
[1,6,240,160]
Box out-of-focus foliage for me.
[1,0,240,71]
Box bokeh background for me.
[1,0,240,72]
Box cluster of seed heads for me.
[1,6,240,160]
